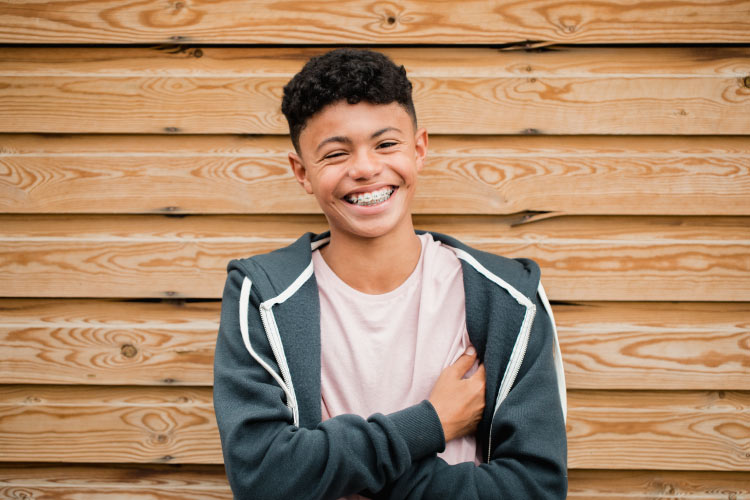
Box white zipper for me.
[239,257,320,428]
[446,246,538,463]
[259,304,300,426]
[237,277,296,422]
[239,239,328,428]
[486,303,536,462]
[257,262,316,427]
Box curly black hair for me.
[281,48,417,152]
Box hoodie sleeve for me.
[370,286,568,499]
[213,266,447,500]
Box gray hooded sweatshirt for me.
[213,230,567,499]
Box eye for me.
[377,141,398,149]
[323,151,346,160]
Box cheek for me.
[397,162,419,185]
[313,172,341,199]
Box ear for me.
[288,151,314,194]
[414,127,428,173]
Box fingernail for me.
[466,345,476,356]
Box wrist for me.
[388,400,446,461]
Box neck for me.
[320,223,422,295]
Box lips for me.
[344,186,395,207]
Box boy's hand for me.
[428,347,486,442]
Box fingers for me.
[450,346,478,376]
[470,362,486,381]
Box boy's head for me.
[281,49,417,153]
[282,49,428,243]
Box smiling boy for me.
[213,49,567,499]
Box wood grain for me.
[1,214,747,301]
[566,390,750,471]
[3,47,748,77]
[556,302,750,391]
[1,47,748,134]
[567,469,750,499]
[0,464,231,499]
[3,134,749,215]
[1,3,748,492]
[2,465,749,499]
[0,299,219,386]
[1,0,749,44]
[0,386,219,464]
[2,299,748,390]
[1,386,747,470]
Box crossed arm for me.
[368,297,567,499]
[213,269,566,499]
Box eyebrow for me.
[315,127,403,153]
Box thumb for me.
[450,346,478,375]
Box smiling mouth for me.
[345,186,395,207]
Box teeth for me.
[346,187,394,206]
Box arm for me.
[374,291,568,499]
[213,267,446,500]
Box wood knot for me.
[743,75,750,88]
[121,344,138,358]
[193,48,203,58]
[156,433,168,443]
[387,16,396,24]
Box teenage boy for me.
[213,48,567,499]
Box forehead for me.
[299,101,413,148]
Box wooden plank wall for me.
[1,1,749,498]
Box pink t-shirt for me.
[313,233,479,498]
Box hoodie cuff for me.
[387,399,446,462]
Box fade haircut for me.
[281,48,417,153]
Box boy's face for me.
[289,100,428,242]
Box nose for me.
[347,150,382,180]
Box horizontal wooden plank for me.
[566,390,750,471]
[1,47,748,135]
[1,215,748,301]
[2,299,748,390]
[0,386,220,464]
[567,469,750,499]
[0,386,747,470]
[0,299,219,386]
[3,134,749,215]
[555,302,750,391]
[1,0,749,44]
[5,47,748,78]
[0,464,231,499]
[2,465,749,499]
